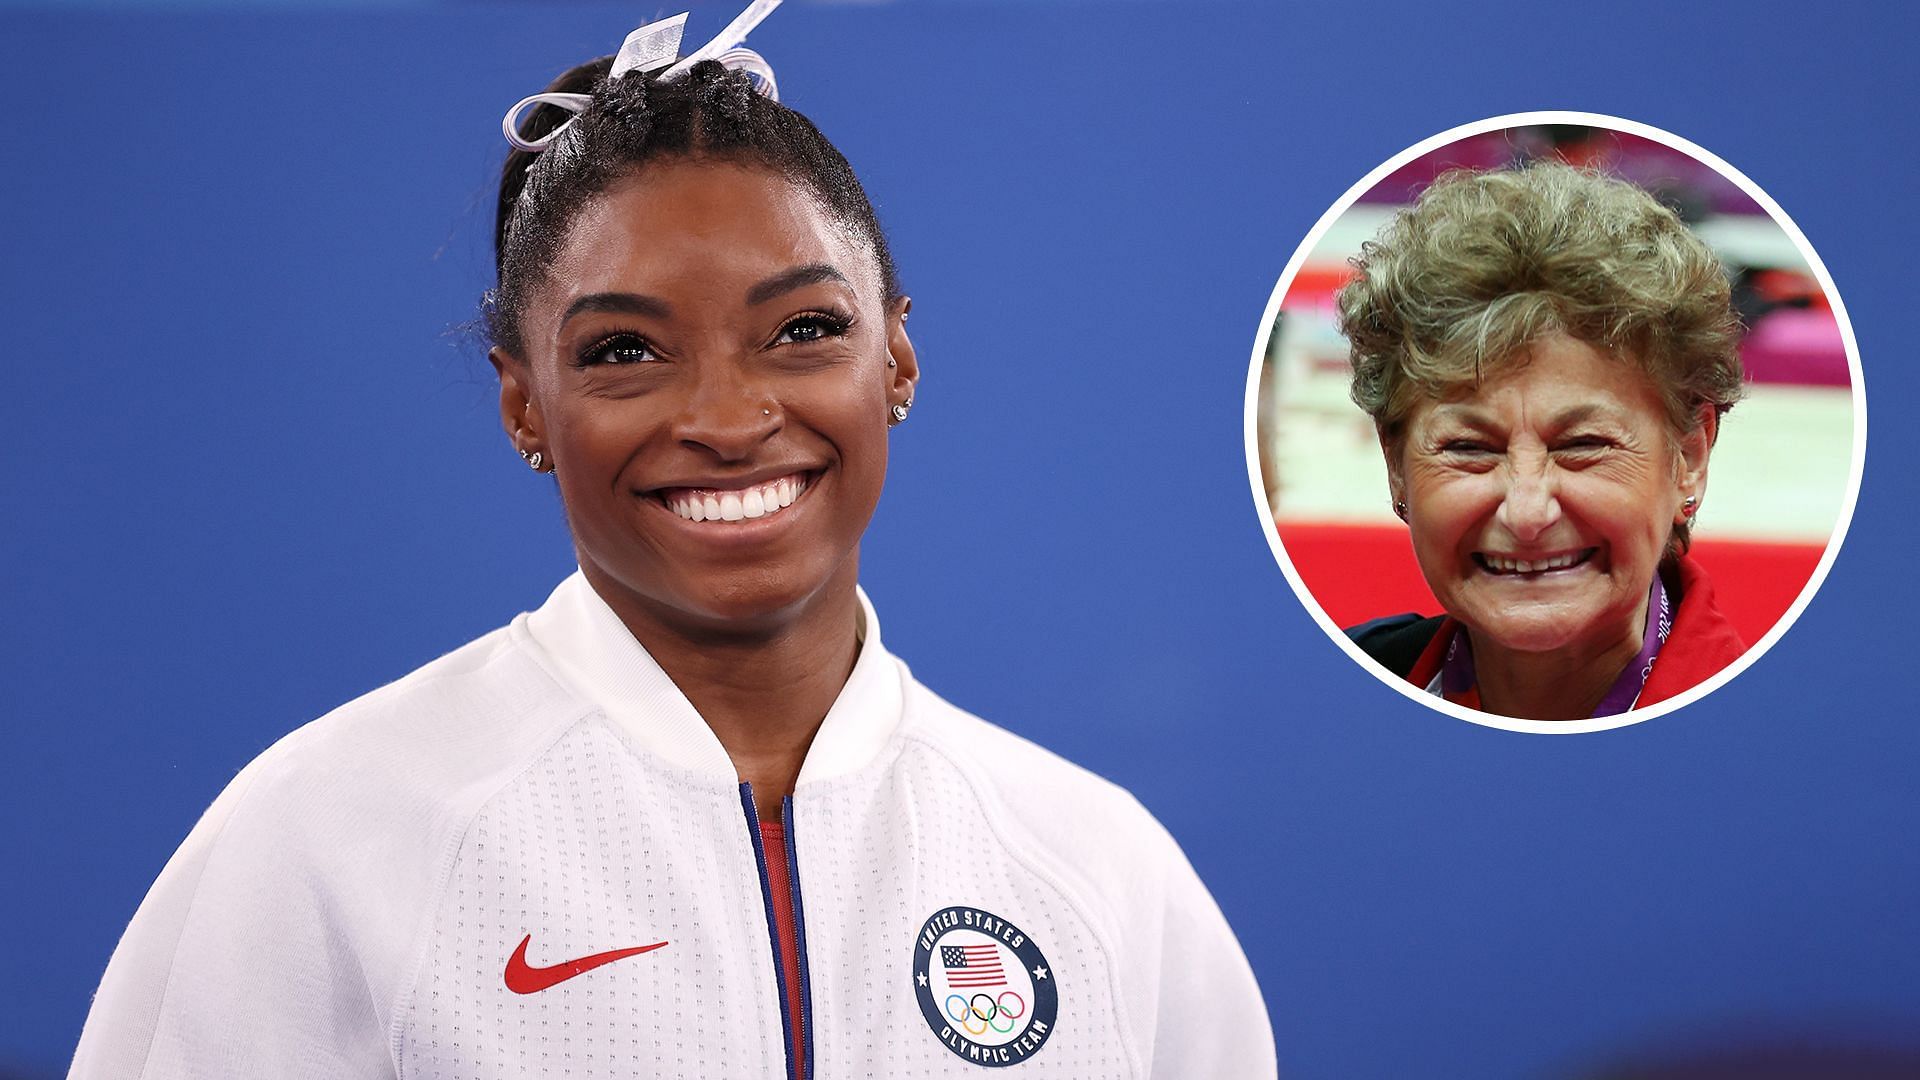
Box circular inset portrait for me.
[1246,112,1865,733]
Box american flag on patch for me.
[942,943,1007,989]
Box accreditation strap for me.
[1430,576,1672,718]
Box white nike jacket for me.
[70,574,1276,1078]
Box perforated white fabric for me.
[402,722,784,1079]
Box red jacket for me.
[1402,556,1748,712]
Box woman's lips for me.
[1473,547,1599,576]
[655,472,812,523]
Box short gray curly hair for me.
[1338,161,1745,446]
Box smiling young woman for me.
[67,8,1274,1079]
[506,162,912,812]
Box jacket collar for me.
[522,571,903,786]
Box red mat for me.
[1275,522,1825,646]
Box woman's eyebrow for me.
[1550,403,1618,428]
[1427,404,1496,429]
[561,292,672,327]
[746,263,849,305]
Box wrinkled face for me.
[496,161,916,633]
[1389,333,1709,661]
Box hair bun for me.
[596,70,656,141]
[487,47,899,358]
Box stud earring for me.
[890,399,912,424]
[1681,495,1698,518]
[528,451,543,471]
[1392,499,1409,521]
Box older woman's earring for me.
[890,399,912,424]
[1392,499,1409,521]
[1681,495,1698,519]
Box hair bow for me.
[501,0,784,154]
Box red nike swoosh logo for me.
[503,933,670,994]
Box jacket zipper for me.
[739,783,813,1080]
[780,795,814,1080]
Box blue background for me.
[2,2,1914,1077]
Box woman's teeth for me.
[664,475,807,523]
[1482,550,1589,575]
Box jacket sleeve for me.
[68,749,399,1080]
[1141,843,1277,1079]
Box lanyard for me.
[1437,576,1671,717]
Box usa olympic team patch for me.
[912,906,1058,1066]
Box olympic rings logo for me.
[913,909,1056,1064]
[944,991,1028,1036]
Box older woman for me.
[68,8,1273,1078]
[1340,162,1748,721]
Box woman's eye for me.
[1556,437,1613,453]
[1440,440,1495,454]
[578,334,659,367]
[775,313,850,345]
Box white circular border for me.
[1241,110,1869,735]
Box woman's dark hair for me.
[486,57,900,356]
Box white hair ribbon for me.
[502,1,785,154]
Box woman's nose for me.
[670,363,780,460]
[1496,459,1562,541]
